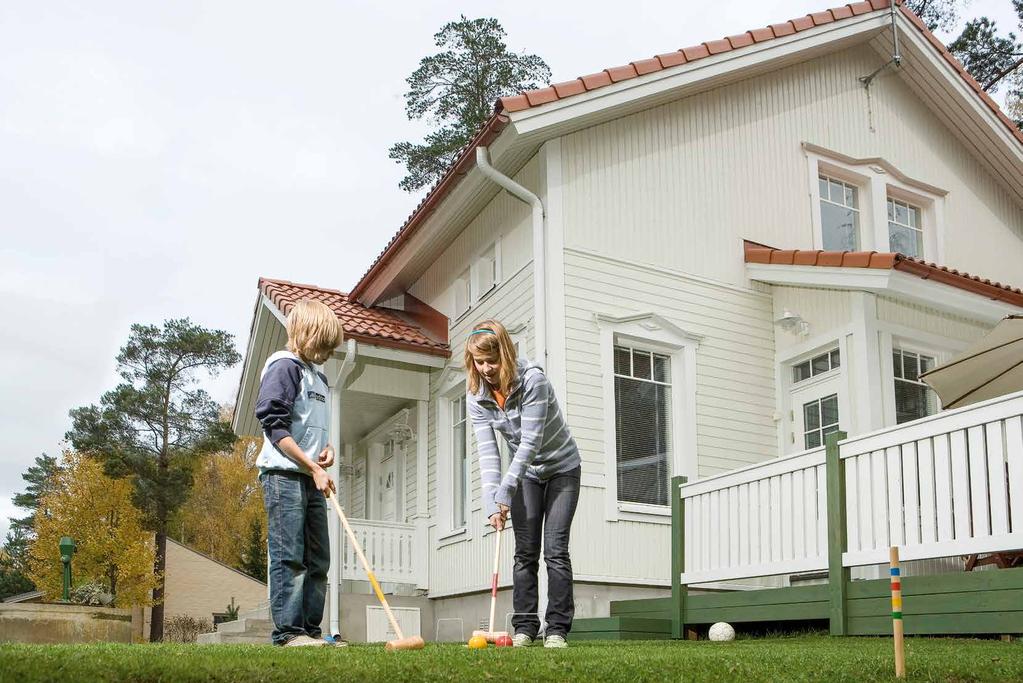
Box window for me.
[451,395,469,528]
[803,394,840,449]
[453,270,470,318]
[893,349,938,424]
[614,345,672,506]
[474,245,497,299]
[819,175,860,251]
[887,198,923,258]
[792,348,840,383]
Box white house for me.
[233,0,1023,638]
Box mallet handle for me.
[328,492,405,641]
[890,546,905,679]
[489,527,502,633]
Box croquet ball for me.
[495,635,513,647]
[708,622,735,642]
[468,635,488,649]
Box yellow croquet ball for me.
[467,635,488,649]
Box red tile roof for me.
[259,277,449,357]
[350,1,1023,302]
[497,0,1023,149]
[743,240,1023,307]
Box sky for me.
[1,0,1020,540]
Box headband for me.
[470,329,496,336]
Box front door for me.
[791,379,843,452]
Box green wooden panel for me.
[687,584,829,610]
[848,611,1023,635]
[611,598,671,615]
[846,567,1023,599]
[572,617,671,633]
[672,475,687,639]
[685,601,829,624]
[826,431,849,636]
[847,588,1023,617]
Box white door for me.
[791,378,843,452]
[370,441,398,522]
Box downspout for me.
[328,338,357,638]
[475,146,547,367]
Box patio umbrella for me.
[920,315,1023,410]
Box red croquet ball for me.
[495,635,513,647]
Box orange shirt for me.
[492,388,507,411]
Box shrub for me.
[163,615,213,643]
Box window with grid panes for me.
[792,348,840,384]
[819,175,860,251]
[887,198,923,258]
[803,394,840,449]
[893,348,938,424]
[614,345,672,506]
[451,395,468,528]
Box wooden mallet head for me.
[384,635,426,651]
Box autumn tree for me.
[389,16,550,191]
[174,436,265,575]
[66,319,240,641]
[27,451,157,606]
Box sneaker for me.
[511,633,534,647]
[285,635,327,647]
[324,635,349,647]
[544,634,568,649]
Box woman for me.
[465,319,581,648]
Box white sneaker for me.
[285,635,327,647]
[511,633,534,647]
[544,634,568,648]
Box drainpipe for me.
[328,338,357,638]
[475,146,547,367]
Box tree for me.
[0,533,35,601]
[0,452,62,595]
[66,319,240,641]
[239,518,267,582]
[389,16,550,192]
[27,450,158,606]
[904,0,1023,128]
[174,437,265,576]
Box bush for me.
[163,615,213,643]
[69,581,113,606]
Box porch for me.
[575,389,1023,639]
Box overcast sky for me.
[1,1,1019,540]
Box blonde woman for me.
[465,319,581,648]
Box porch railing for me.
[341,518,427,587]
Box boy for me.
[255,299,343,647]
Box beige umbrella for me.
[920,315,1023,410]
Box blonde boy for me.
[255,299,342,647]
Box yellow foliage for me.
[175,437,265,569]
[28,450,158,606]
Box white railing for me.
[341,518,426,586]
[840,391,1023,567]
[680,447,829,584]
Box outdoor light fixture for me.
[775,309,810,337]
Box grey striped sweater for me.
[467,358,581,518]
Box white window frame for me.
[595,313,700,523]
[447,238,504,322]
[777,334,852,456]
[804,145,946,262]
[435,368,472,546]
[875,325,962,429]
[817,172,864,252]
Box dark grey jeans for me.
[510,466,581,638]
[260,470,330,645]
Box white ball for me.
[708,622,735,642]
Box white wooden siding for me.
[410,156,538,312]
[565,249,777,480]
[771,286,852,354]
[351,444,367,519]
[560,44,1023,288]
[876,296,990,343]
[404,404,419,523]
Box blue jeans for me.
[510,465,581,638]
[260,471,330,645]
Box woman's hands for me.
[489,503,510,531]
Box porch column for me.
[413,399,429,589]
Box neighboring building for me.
[233,0,1023,638]
[140,539,266,640]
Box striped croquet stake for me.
[890,546,906,679]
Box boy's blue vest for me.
[256,350,330,475]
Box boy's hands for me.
[489,504,510,531]
[312,465,336,496]
[318,445,335,468]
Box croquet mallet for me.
[327,491,425,651]
[472,526,509,643]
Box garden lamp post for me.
[60,536,76,601]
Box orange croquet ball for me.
[467,635,488,649]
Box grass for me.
[0,635,1021,682]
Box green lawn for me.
[1,635,1021,682]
